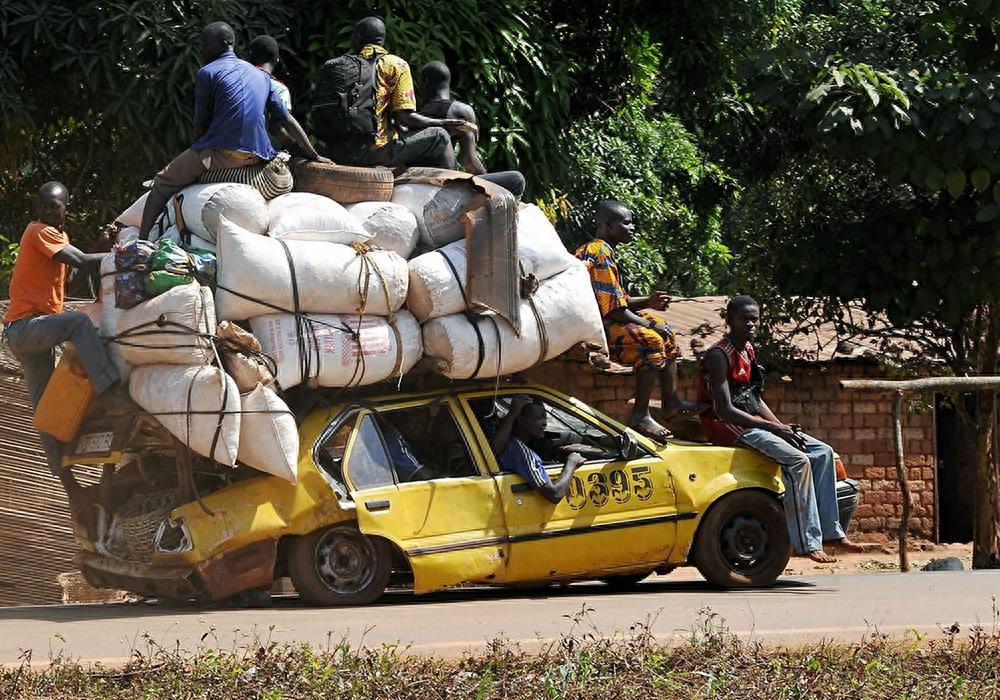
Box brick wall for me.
[525,358,936,540]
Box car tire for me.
[290,159,394,204]
[600,570,654,590]
[693,490,790,588]
[287,525,392,606]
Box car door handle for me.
[365,499,391,512]
[510,483,531,493]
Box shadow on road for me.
[0,578,827,623]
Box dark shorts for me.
[330,127,450,168]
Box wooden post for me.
[891,391,911,572]
[841,376,1000,570]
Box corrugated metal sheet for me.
[0,299,102,606]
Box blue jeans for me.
[736,428,846,554]
[5,312,120,474]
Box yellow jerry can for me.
[33,343,94,442]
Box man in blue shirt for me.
[139,22,329,238]
[492,396,586,504]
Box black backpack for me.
[311,53,381,143]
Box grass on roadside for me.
[4,608,1000,699]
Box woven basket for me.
[199,154,294,200]
[115,489,182,563]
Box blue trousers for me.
[736,428,846,554]
[5,311,120,474]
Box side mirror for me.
[617,432,642,461]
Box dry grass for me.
[4,609,1000,699]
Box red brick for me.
[850,454,874,467]
[855,401,879,414]
[855,504,874,518]
[922,467,935,480]
[864,467,885,479]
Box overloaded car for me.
[64,381,849,605]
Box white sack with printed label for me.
[113,283,216,366]
[165,183,268,241]
[406,203,578,322]
[129,365,241,466]
[420,263,605,379]
[237,383,299,483]
[215,217,408,321]
[267,192,371,244]
[250,310,422,389]
[345,201,420,258]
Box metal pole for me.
[892,391,911,572]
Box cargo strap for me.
[467,313,487,380]
[527,297,549,367]
[278,238,321,390]
[436,248,470,307]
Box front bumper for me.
[76,538,278,601]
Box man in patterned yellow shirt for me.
[325,17,471,168]
[576,201,681,442]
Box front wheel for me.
[287,525,392,605]
[693,490,790,588]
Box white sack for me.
[115,192,149,228]
[267,192,371,244]
[215,217,408,321]
[166,183,268,242]
[391,182,481,249]
[251,310,422,389]
[406,203,578,322]
[421,263,606,379]
[160,225,216,253]
[99,254,132,382]
[129,365,241,466]
[346,201,420,258]
[114,283,216,366]
[237,383,298,483]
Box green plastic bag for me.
[144,239,192,296]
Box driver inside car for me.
[492,396,586,504]
[379,419,424,481]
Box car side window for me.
[375,403,478,482]
[345,414,396,491]
[314,410,359,482]
[470,395,622,465]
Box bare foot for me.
[629,415,672,442]
[801,549,837,564]
[824,538,866,554]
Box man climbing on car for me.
[313,17,474,168]
[492,396,586,504]
[698,294,865,563]
[4,182,120,483]
[576,201,681,442]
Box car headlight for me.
[154,517,192,554]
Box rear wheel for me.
[287,525,392,605]
[693,490,790,588]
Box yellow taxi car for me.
[69,381,790,605]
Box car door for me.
[344,399,509,593]
[461,390,679,583]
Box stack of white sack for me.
[421,263,606,379]
[98,245,299,482]
[406,204,578,322]
[215,217,418,391]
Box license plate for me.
[76,431,114,454]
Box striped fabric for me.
[198,153,293,200]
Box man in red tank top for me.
[697,295,863,563]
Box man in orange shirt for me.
[4,182,119,477]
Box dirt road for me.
[2,569,999,665]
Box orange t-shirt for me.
[4,221,69,323]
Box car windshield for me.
[469,395,621,464]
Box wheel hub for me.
[720,514,769,570]
[315,530,377,594]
